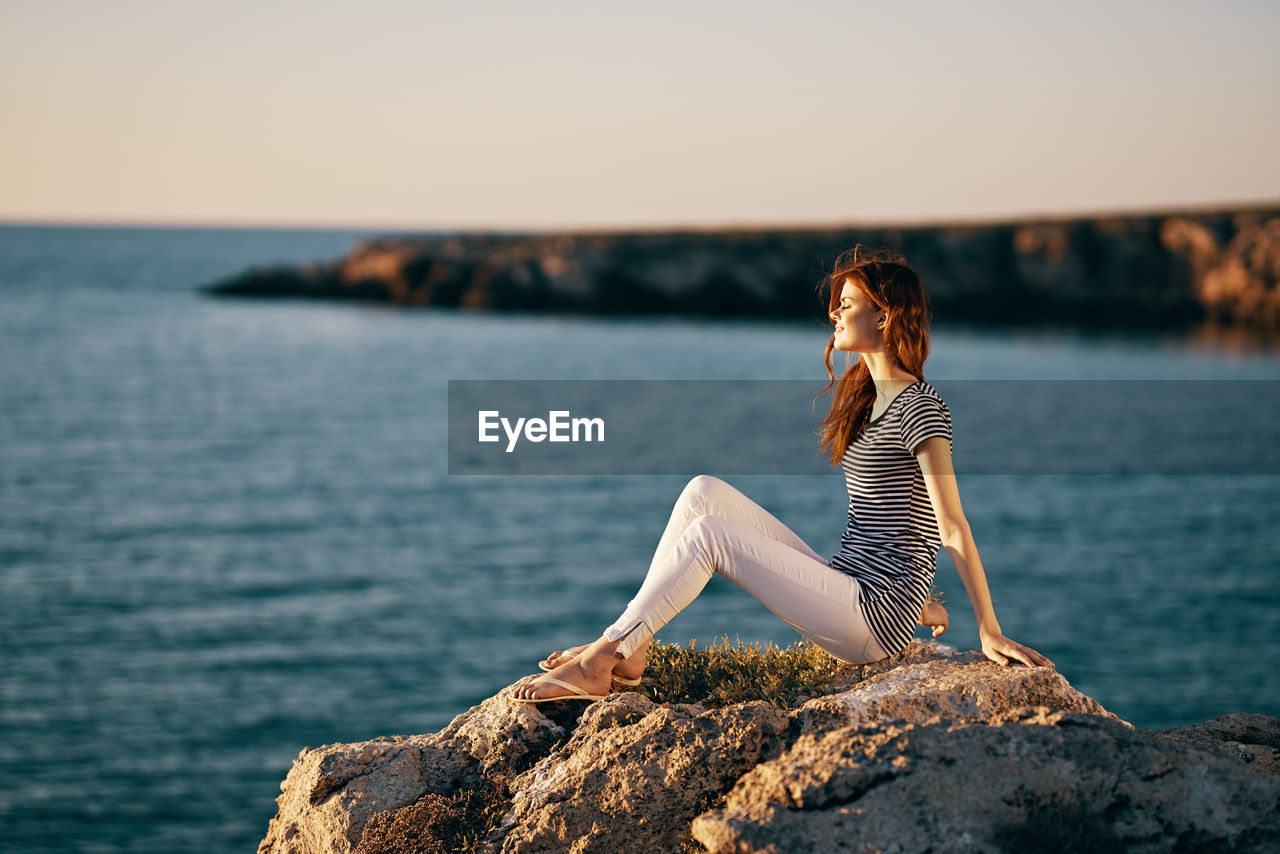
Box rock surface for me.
[257,642,1280,853]
[1152,712,1280,780]
[692,712,1280,853]
[790,648,1121,735]
[207,204,1280,335]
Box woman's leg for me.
[541,476,828,669]
[602,511,882,664]
[647,475,830,570]
[514,478,884,701]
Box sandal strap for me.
[535,675,588,697]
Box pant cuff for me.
[604,617,650,658]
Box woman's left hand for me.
[980,631,1054,669]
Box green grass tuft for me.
[640,636,841,708]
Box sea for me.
[1,224,1278,853]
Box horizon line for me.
[1,196,1278,236]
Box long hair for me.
[814,245,932,466]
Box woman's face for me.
[830,279,885,352]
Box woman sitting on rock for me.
[511,246,1052,704]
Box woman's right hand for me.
[979,630,1054,668]
[920,601,948,637]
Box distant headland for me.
[204,203,1280,335]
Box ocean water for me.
[1,224,1278,853]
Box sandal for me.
[538,657,642,687]
[509,675,611,705]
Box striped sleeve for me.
[899,392,951,455]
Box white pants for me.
[603,475,889,665]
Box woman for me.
[511,246,1051,704]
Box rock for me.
[431,687,571,778]
[485,642,1124,853]
[691,712,1280,853]
[257,687,573,854]
[498,698,790,853]
[256,736,477,854]
[1152,712,1280,780]
[1198,217,1280,328]
[205,204,1280,335]
[258,643,1280,853]
[791,648,1125,735]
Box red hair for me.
[814,246,932,466]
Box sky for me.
[1,0,1278,231]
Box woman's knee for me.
[679,474,728,508]
[682,474,721,497]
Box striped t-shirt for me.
[829,381,953,656]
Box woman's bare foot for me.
[543,643,647,682]
[540,645,588,669]
[512,637,643,701]
[511,656,615,701]
[920,601,948,637]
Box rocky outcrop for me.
[257,688,572,854]
[692,711,1280,853]
[261,736,478,854]
[497,696,790,853]
[257,642,1280,853]
[208,204,1280,334]
[1153,712,1280,780]
[789,648,1119,735]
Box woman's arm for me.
[915,436,1054,669]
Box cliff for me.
[206,204,1280,335]
[257,641,1280,853]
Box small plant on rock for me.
[641,635,841,708]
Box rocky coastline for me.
[206,204,1280,336]
[257,641,1280,853]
